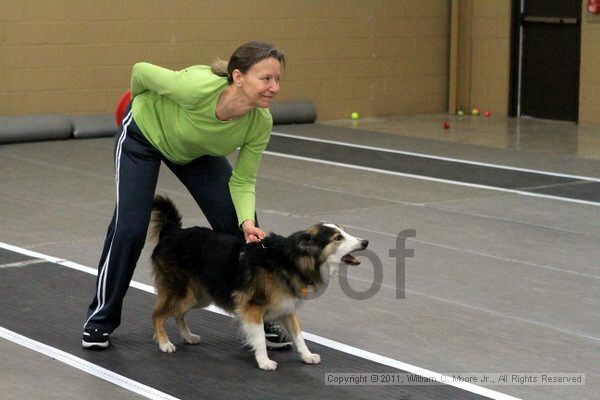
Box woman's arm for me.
[130,62,198,108]
[228,128,271,228]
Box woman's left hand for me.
[241,220,266,243]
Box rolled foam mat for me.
[0,114,72,144]
[270,101,317,125]
[1,98,316,145]
[70,114,116,139]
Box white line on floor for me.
[0,327,180,400]
[263,151,600,207]
[0,258,47,269]
[271,131,600,183]
[0,242,522,400]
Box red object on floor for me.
[443,121,450,129]
[484,111,491,117]
[115,89,132,127]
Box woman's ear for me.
[231,69,243,87]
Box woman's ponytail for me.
[210,58,230,81]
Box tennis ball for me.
[351,112,359,120]
[472,107,480,116]
[457,110,464,116]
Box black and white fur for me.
[149,195,368,370]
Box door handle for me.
[522,16,579,25]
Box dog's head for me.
[285,223,368,286]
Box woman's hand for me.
[241,220,266,243]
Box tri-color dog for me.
[149,195,368,370]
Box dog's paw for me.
[183,334,201,345]
[159,342,177,353]
[301,353,321,364]
[257,359,278,371]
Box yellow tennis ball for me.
[351,112,359,120]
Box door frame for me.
[508,0,521,117]
[508,0,582,122]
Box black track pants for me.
[84,106,247,333]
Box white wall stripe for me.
[263,151,600,208]
[0,242,521,400]
[0,327,181,400]
[271,131,600,183]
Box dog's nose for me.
[361,239,369,249]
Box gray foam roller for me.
[0,114,72,144]
[70,114,115,139]
[270,101,317,125]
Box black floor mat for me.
[0,252,488,400]
[270,125,599,204]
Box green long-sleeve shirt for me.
[130,62,272,225]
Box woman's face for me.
[235,57,281,108]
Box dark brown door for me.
[511,0,582,122]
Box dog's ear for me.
[293,232,321,257]
[286,232,321,273]
[296,255,316,273]
[285,231,328,288]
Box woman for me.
[82,41,290,350]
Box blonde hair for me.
[210,58,229,78]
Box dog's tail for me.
[150,195,183,241]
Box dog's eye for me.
[334,235,344,241]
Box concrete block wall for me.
[469,0,511,116]
[580,7,600,126]
[0,0,450,120]
[460,1,600,127]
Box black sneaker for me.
[264,321,292,350]
[82,328,110,349]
